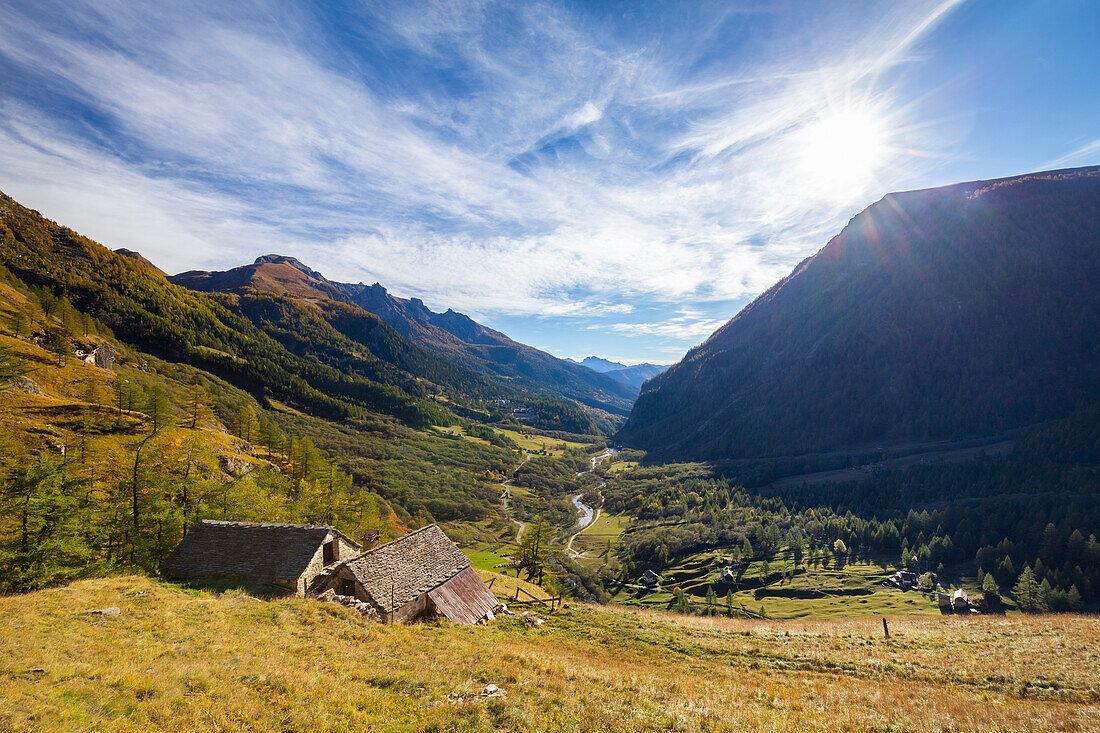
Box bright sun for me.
[799,108,889,197]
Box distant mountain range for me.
[170,255,637,417]
[565,356,669,390]
[619,166,1100,461]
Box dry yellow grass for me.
[474,568,551,602]
[0,576,1097,732]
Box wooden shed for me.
[160,519,361,596]
[312,524,499,624]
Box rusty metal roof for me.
[428,566,500,624]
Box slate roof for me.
[160,520,358,582]
[343,524,470,613]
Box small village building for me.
[642,569,661,586]
[885,570,918,590]
[952,588,969,611]
[160,520,361,596]
[311,524,498,624]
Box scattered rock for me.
[88,607,120,618]
[319,591,379,621]
[221,456,250,475]
[11,377,42,395]
[519,613,545,628]
[482,684,505,698]
[93,343,115,370]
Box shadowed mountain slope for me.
[618,166,1100,460]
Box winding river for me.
[499,447,617,553]
[561,447,618,555]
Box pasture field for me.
[493,427,588,456]
[571,512,632,557]
[613,548,977,620]
[0,576,1095,732]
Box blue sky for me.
[1,0,1097,364]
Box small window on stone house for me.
[323,541,335,564]
[341,579,355,597]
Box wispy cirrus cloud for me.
[1043,137,1100,170]
[0,0,974,360]
[594,311,729,340]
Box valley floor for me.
[1,576,1097,731]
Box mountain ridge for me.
[564,356,668,390]
[170,256,638,418]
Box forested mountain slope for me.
[619,166,1100,460]
[0,193,463,427]
[1,192,606,435]
[174,256,638,417]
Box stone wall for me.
[388,592,431,624]
[296,530,360,595]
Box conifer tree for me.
[0,344,28,382]
[51,330,69,367]
[237,404,260,444]
[982,572,1000,599]
[145,387,170,433]
[185,383,210,429]
[1067,585,1083,611]
[1013,565,1044,613]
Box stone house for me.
[311,524,498,624]
[160,519,361,595]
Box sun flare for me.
[799,107,890,197]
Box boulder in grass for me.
[89,607,120,618]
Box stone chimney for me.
[362,529,381,551]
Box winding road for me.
[501,451,530,541]
[499,452,531,543]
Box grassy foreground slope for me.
[1,577,1097,732]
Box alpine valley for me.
[3,170,1100,731]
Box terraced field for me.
[613,549,961,620]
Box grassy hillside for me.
[1,576,1097,731]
